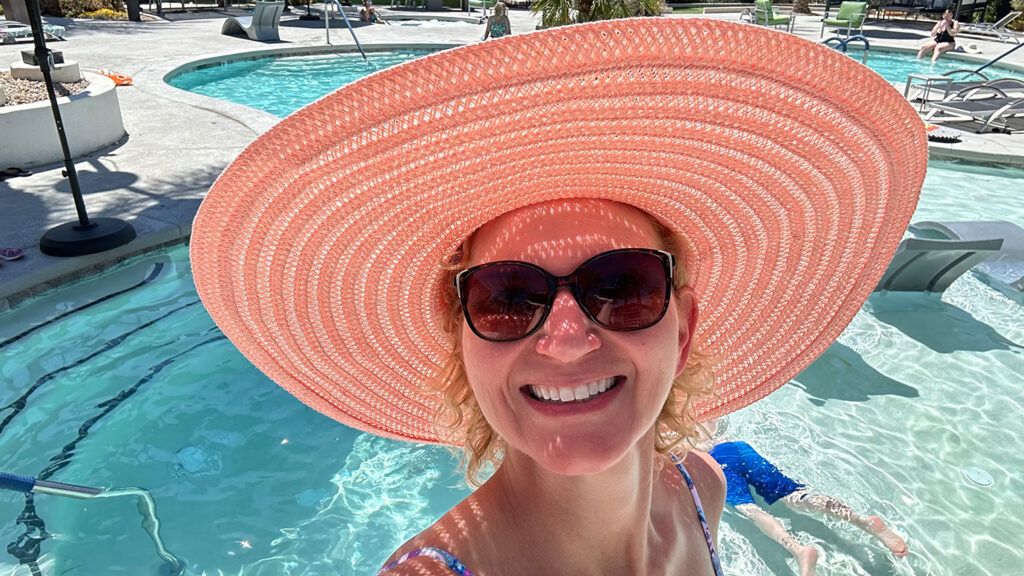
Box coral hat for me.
[190,18,927,444]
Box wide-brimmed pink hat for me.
[190,18,927,444]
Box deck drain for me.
[962,466,993,487]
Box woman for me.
[918,10,959,62]
[482,1,511,39]
[190,18,927,575]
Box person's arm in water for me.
[483,15,493,39]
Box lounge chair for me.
[913,221,1024,292]
[821,1,867,38]
[754,0,794,32]
[875,237,1003,292]
[925,85,1024,133]
[221,0,285,41]
[960,11,1023,44]
[906,75,1024,103]
[0,19,66,44]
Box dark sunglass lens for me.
[464,264,550,341]
[577,252,669,330]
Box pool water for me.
[167,49,1023,118]
[167,51,437,118]
[848,48,1023,85]
[1,160,1022,575]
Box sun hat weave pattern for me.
[190,18,927,444]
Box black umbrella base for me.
[40,218,137,257]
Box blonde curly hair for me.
[427,214,715,487]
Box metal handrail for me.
[326,0,368,61]
[822,34,870,64]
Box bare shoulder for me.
[683,450,726,525]
[378,520,469,576]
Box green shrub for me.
[80,7,128,18]
[57,0,124,17]
[1011,0,1024,31]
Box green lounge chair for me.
[754,0,794,32]
[820,1,867,38]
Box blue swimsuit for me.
[709,441,804,507]
[378,458,725,575]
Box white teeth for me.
[529,377,617,404]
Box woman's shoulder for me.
[684,449,726,500]
[379,520,473,576]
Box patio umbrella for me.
[26,0,137,257]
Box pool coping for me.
[2,19,1024,313]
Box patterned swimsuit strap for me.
[377,546,474,576]
[672,454,726,576]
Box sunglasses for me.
[455,248,676,342]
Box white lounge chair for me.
[875,237,1003,292]
[914,220,1024,292]
[925,85,1024,133]
[0,19,66,44]
[960,11,1023,44]
[221,1,286,42]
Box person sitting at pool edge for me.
[918,10,959,63]
[700,421,908,576]
[360,0,381,23]
[483,2,511,40]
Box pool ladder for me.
[822,35,870,64]
[325,0,368,61]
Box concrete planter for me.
[0,72,125,168]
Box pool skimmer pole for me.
[0,471,185,574]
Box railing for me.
[326,0,369,61]
[822,34,870,63]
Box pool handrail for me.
[326,0,368,61]
[822,34,870,63]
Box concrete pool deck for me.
[1,8,1023,310]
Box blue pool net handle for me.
[0,471,36,493]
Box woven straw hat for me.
[190,18,927,444]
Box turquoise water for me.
[167,51,436,118]
[1,160,1022,575]
[167,49,1022,118]
[849,48,1023,84]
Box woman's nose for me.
[535,290,601,362]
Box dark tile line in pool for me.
[4,330,224,570]
[0,263,166,351]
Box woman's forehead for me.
[468,199,663,269]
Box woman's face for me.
[460,199,697,475]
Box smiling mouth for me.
[524,376,624,404]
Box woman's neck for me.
[477,433,670,574]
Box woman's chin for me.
[525,434,638,476]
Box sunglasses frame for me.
[454,248,676,342]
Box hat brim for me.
[190,18,927,444]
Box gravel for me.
[0,71,90,107]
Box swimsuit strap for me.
[377,546,474,576]
[672,455,726,576]
[379,460,723,576]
